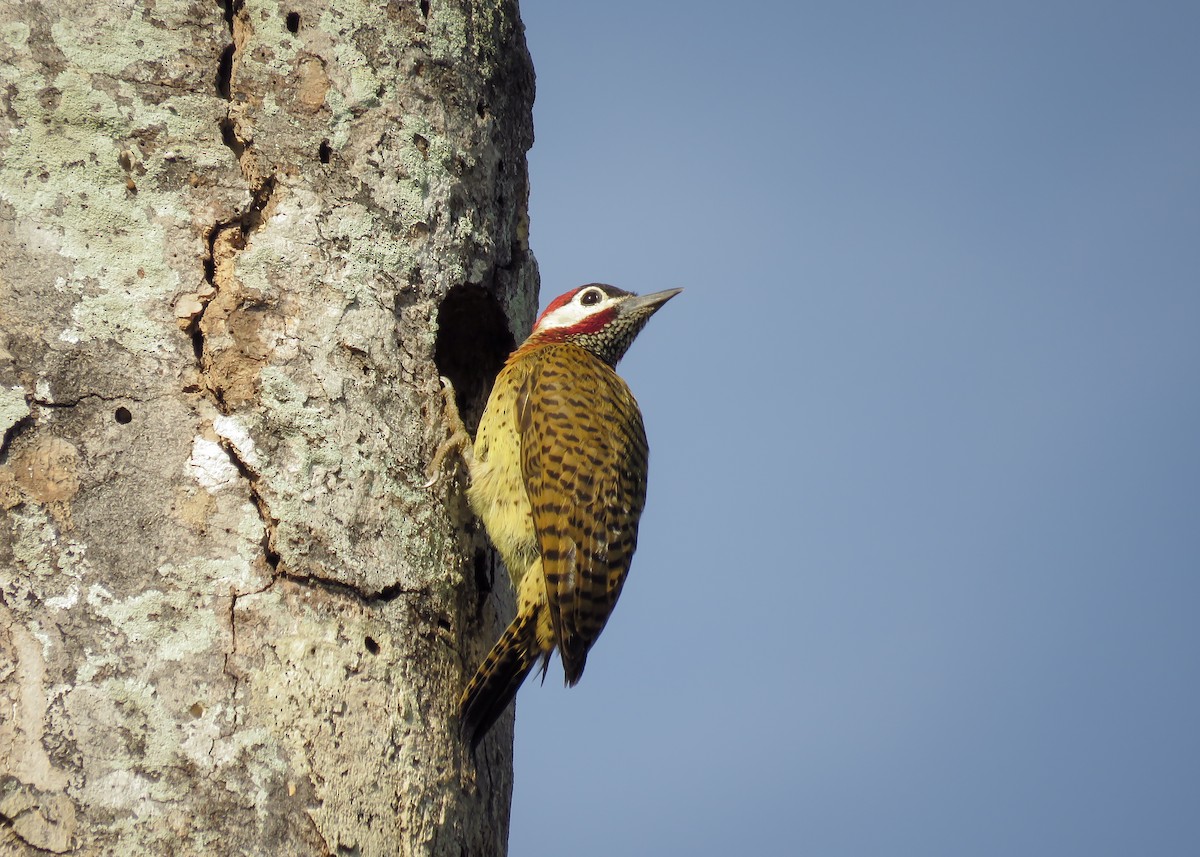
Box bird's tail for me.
[459,609,541,751]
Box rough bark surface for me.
[0,0,536,854]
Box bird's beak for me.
[620,288,683,317]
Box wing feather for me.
[518,345,649,684]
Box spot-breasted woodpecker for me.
[430,283,681,749]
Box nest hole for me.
[432,284,513,432]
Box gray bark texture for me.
[0,0,537,854]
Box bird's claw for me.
[425,376,472,487]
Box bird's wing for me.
[518,345,649,685]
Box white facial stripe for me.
[535,289,622,331]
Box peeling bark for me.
[0,0,535,854]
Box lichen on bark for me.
[0,0,536,854]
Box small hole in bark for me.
[216,44,234,99]
[219,117,244,158]
[376,582,405,602]
[364,636,380,655]
[114,407,132,424]
[473,548,492,594]
[318,140,332,163]
[285,11,300,32]
[419,0,430,18]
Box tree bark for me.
[0,0,536,853]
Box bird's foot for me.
[424,376,474,488]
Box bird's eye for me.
[580,289,603,306]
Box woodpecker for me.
[430,283,681,749]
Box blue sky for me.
[508,2,1199,854]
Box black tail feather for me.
[459,612,540,751]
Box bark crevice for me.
[217,427,280,571]
[1,0,536,850]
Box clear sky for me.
[508,2,1199,854]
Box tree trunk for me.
[0,0,536,853]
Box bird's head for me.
[526,283,683,366]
